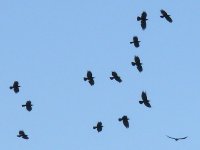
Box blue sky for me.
[0,0,199,149]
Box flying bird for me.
[17,130,29,139]
[22,100,33,111]
[131,56,143,72]
[84,71,94,86]
[137,11,148,30]
[110,71,122,83]
[93,122,103,132]
[118,115,129,128]
[166,135,188,141]
[130,36,140,48]
[160,9,173,23]
[10,81,20,93]
[139,91,151,108]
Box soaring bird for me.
[166,135,188,141]
[160,9,173,23]
[93,122,103,132]
[17,130,29,139]
[22,100,33,111]
[118,115,129,128]
[130,36,140,48]
[84,71,94,86]
[139,91,151,108]
[137,11,148,30]
[131,56,143,72]
[110,71,122,83]
[10,81,20,93]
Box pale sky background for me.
[0,0,199,150]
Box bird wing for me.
[137,65,143,72]
[142,91,147,101]
[166,135,176,140]
[112,71,117,77]
[161,9,167,16]
[134,56,140,64]
[133,36,138,42]
[19,130,25,135]
[179,136,188,140]
[14,87,19,93]
[165,15,173,23]
[89,79,94,86]
[141,20,146,30]
[144,101,151,108]
[87,71,92,78]
[13,81,19,86]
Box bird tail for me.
[83,77,87,81]
[139,101,144,104]
[118,118,122,121]
[131,62,136,66]
[137,16,141,21]
[22,105,26,107]
[93,126,97,129]
[110,77,114,80]
[160,15,164,18]
[130,42,134,44]
[10,86,13,89]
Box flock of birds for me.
[11,9,187,142]
[84,9,188,141]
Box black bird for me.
[84,71,94,86]
[10,81,20,93]
[22,100,33,111]
[110,71,122,83]
[139,91,151,108]
[137,11,148,30]
[160,9,173,23]
[93,122,103,132]
[131,56,143,72]
[166,135,188,141]
[118,115,129,128]
[130,36,140,48]
[17,130,29,139]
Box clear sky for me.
[0,0,199,150]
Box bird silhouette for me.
[93,122,103,132]
[160,9,173,23]
[22,100,33,111]
[166,135,188,141]
[10,81,20,93]
[17,130,29,139]
[139,91,151,108]
[118,115,129,128]
[110,71,122,83]
[84,71,94,86]
[131,56,143,72]
[130,36,140,48]
[137,11,148,30]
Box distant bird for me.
[131,56,143,72]
[130,36,140,48]
[17,130,29,139]
[139,91,151,108]
[160,9,173,23]
[84,71,94,86]
[110,71,122,83]
[166,135,188,141]
[137,11,148,30]
[22,100,33,111]
[118,115,129,128]
[93,122,103,132]
[10,81,20,93]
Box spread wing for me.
[112,71,117,77]
[137,65,143,72]
[141,11,147,19]
[133,36,138,42]
[179,136,188,140]
[161,9,167,16]
[134,56,140,64]
[165,15,173,23]
[166,135,176,140]
[13,81,19,87]
[141,20,146,30]
[87,71,93,78]
[14,87,19,93]
[89,79,94,86]
[142,91,147,101]
[144,101,151,108]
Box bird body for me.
[139,91,151,108]
[131,56,143,72]
[118,115,129,128]
[22,100,33,111]
[137,11,148,30]
[130,36,140,48]
[160,9,173,23]
[93,122,103,132]
[17,130,29,139]
[110,71,122,83]
[84,71,94,86]
[10,81,20,93]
